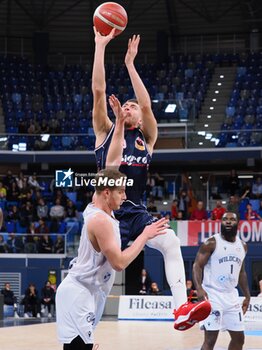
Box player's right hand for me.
[93,26,116,46]
[196,287,208,301]
[143,217,169,239]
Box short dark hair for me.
[95,168,126,193]
[126,98,138,104]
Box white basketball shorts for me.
[56,274,99,344]
[199,287,244,332]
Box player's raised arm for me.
[106,94,126,168]
[88,214,168,271]
[92,27,114,145]
[125,35,157,152]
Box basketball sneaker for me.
[173,295,211,331]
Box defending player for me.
[193,212,250,350]
[92,27,211,330]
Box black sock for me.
[63,335,93,350]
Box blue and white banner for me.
[118,295,262,323]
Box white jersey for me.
[68,203,121,290]
[202,233,246,293]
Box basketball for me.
[93,2,128,36]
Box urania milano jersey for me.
[69,203,121,290]
[202,234,246,293]
[95,125,152,204]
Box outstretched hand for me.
[125,34,140,66]
[143,217,169,240]
[93,26,116,46]
[108,94,126,123]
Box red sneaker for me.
[173,299,211,331]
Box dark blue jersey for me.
[95,125,152,203]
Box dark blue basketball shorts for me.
[114,200,157,249]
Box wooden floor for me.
[0,320,261,350]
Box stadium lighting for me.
[204,124,209,127]
[215,90,219,94]
[207,115,212,118]
[238,175,254,179]
[210,106,214,110]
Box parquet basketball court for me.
[0,319,261,350]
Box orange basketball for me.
[93,2,128,36]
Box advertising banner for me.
[176,221,262,246]
[118,295,262,323]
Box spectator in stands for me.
[53,189,67,207]
[227,195,240,218]
[41,281,55,318]
[176,211,184,220]
[36,198,49,220]
[245,203,262,221]
[3,170,16,192]
[228,169,239,195]
[178,189,189,219]
[24,223,38,253]
[49,198,65,232]
[6,181,20,201]
[6,233,24,253]
[19,201,34,228]
[1,282,19,318]
[138,268,152,295]
[190,201,208,221]
[147,200,158,214]
[54,235,65,254]
[152,173,165,199]
[0,181,7,200]
[252,177,262,199]
[35,219,49,234]
[22,283,41,318]
[27,119,41,134]
[15,172,25,190]
[6,205,19,222]
[146,172,155,198]
[64,199,78,222]
[28,173,45,191]
[171,199,179,219]
[148,282,162,295]
[0,234,8,253]
[211,200,226,220]
[38,234,53,253]
[20,190,34,207]
[40,119,50,133]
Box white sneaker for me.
[48,313,52,318]
[37,313,41,318]
[14,312,19,318]
[24,313,29,318]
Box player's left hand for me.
[108,94,126,123]
[125,35,140,66]
[242,297,250,314]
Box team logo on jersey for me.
[103,272,111,283]
[135,136,145,151]
[86,312,95,325]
